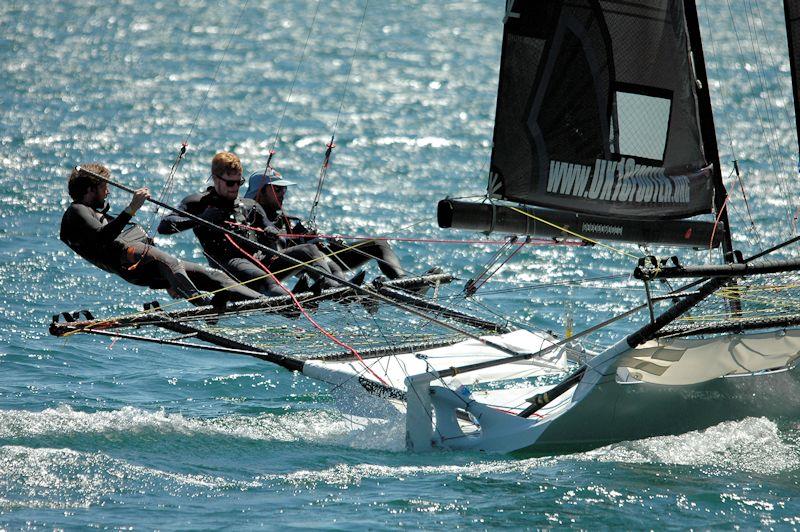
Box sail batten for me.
[491,0,717,221]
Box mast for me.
[683,0,736,262]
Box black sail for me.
[490,0,716,220]
[785,0,800,147]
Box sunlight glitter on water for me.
[0,445,259,511]
[3,0,800,527]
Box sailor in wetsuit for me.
[244,168,405,279]
[60,164,264,307]
[157,152,348,295]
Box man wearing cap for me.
[245,168,405,279]
[158,152,347,295]
[60,163,264,307]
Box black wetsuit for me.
[157,188,344,294]
[270,210,405,279]
[60,202,263,303]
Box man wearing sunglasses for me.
[60,163,264,308]
[158,152,347,295]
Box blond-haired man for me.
[158,152,347,294]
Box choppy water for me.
[1,0,799,528]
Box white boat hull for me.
[520,361,800,456]
[405,329,800,456]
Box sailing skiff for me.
[52,0,800,456]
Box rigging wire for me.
[182,0,251,150]
[308,0,371,224]
[699,2,765,254]
[140,3,205,208]
[73,7,199,249]
[743,0,798,188]
[749,0,800,147]
[266,0,325,168]
[464,236,528,296]
[747,0,800,238]
[136,0,251,253]
[724,0,795,234]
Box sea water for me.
[1,0,799,528]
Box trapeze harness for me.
[158,187,281,265]
[60,202,152,276]
[59,201,264,302]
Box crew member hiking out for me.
[60,164,263,307]
[158,152,351,295]
[244,167,405,279]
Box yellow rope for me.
[721,283,800,292]
[672,283,800,323]
[507,205,641,260]
[143,216,433,316]
[677,310,800,324]
[60,237,397,335]
[718,285,800,310]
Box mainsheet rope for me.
[506,205,641,260]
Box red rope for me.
[222,234,389,385]
[222,222,586,247]
[710,194,730,250]
[281,233,585,246]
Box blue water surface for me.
[1,0,799,528]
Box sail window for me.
[615,89,672,162]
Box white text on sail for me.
[546,158,692,204]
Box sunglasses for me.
[213,174,245,187]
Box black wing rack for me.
[49,273,511,369]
